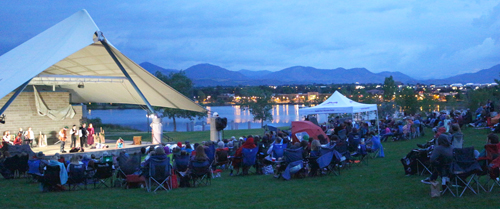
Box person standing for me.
[87,123,95,147]
[17,128,24,144]
[70,125,78,148]
[59,126,68,153]
[79,123,88,151]
[24,127,35,147]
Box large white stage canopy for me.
[0,10,205,114]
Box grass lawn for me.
[106,128,268,144]
[1,127,499,209]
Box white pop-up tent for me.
[0,9,206,115]
[299,91,379,133]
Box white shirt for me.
[3,135,11,142]
[25,130,35,140]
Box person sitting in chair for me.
[232,136,256,176]
[141,146,168,188]
[2,131,12,145]
[187,145,210,179]
[116,137,124,148]
[215,141,229,166]
[421,134,453,189]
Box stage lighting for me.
[78,82,84,88]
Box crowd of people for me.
[0,123,111,154]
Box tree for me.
[395,87,419,115]
[155,71,206,132]
[383,76,397,101]
[240,87,274,128]
[419,95,436,113]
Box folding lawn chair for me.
[92,162,114,189]
[116,153,141,188]
[242,147,259,175]
[351,144,368,166]
[448,147,484,197]
[4,155,19,178]
[27,159,44,182]
[334,141,351,169]
[174,154,190,187]
[40,165,62,192]
[67,164,87,191]
[477,144,499,191]
[281,147,308,180]
[18,155,29,178]
[415,150,432,176]
[317,145,341,176]
[271,144,286,160]
[146,156,172,192]
[190,159,211,187]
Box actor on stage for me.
[17,128,24,144]
[79,123,88,150]
[13,132,22,145]
[59,126,68,153]
[2,131,12,145]
[24,127,35,147]
[87,123,95,147]
[70,125,77,148]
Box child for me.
[116,137,124,148]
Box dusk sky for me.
[1,0,499,79]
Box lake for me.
[87,104,329,132]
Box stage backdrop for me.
[0,90,82,144]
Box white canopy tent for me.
[299,91,379,133]
[0,9,206,115]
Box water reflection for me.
[88,104,325,132]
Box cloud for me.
[1,0,500,80]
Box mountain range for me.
[139,62,500,86]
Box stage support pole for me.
[100,38,155,115]
[0,79,32,116]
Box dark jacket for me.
[430,134,453,165]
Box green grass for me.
[1,127,499,208]
[106,128,267,144]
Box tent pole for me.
[0,79,32,116]
[100,40,155,115]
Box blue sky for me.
[1,0,499,79]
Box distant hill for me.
[376,71,418,84]
[140,62,178,76]
[238,69,272,78]
[423,64,500,84]
[184,63,247,81]
[265,66,412,84]
[139,61,500,86]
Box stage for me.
[31,139,154,158]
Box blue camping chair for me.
[281,147,306,180]
[147,157,172,192]
[27,159,44,182]
[205,144,216,165]
[272,144,287,159]
[242,147,259,175]
[317,145,341,176]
